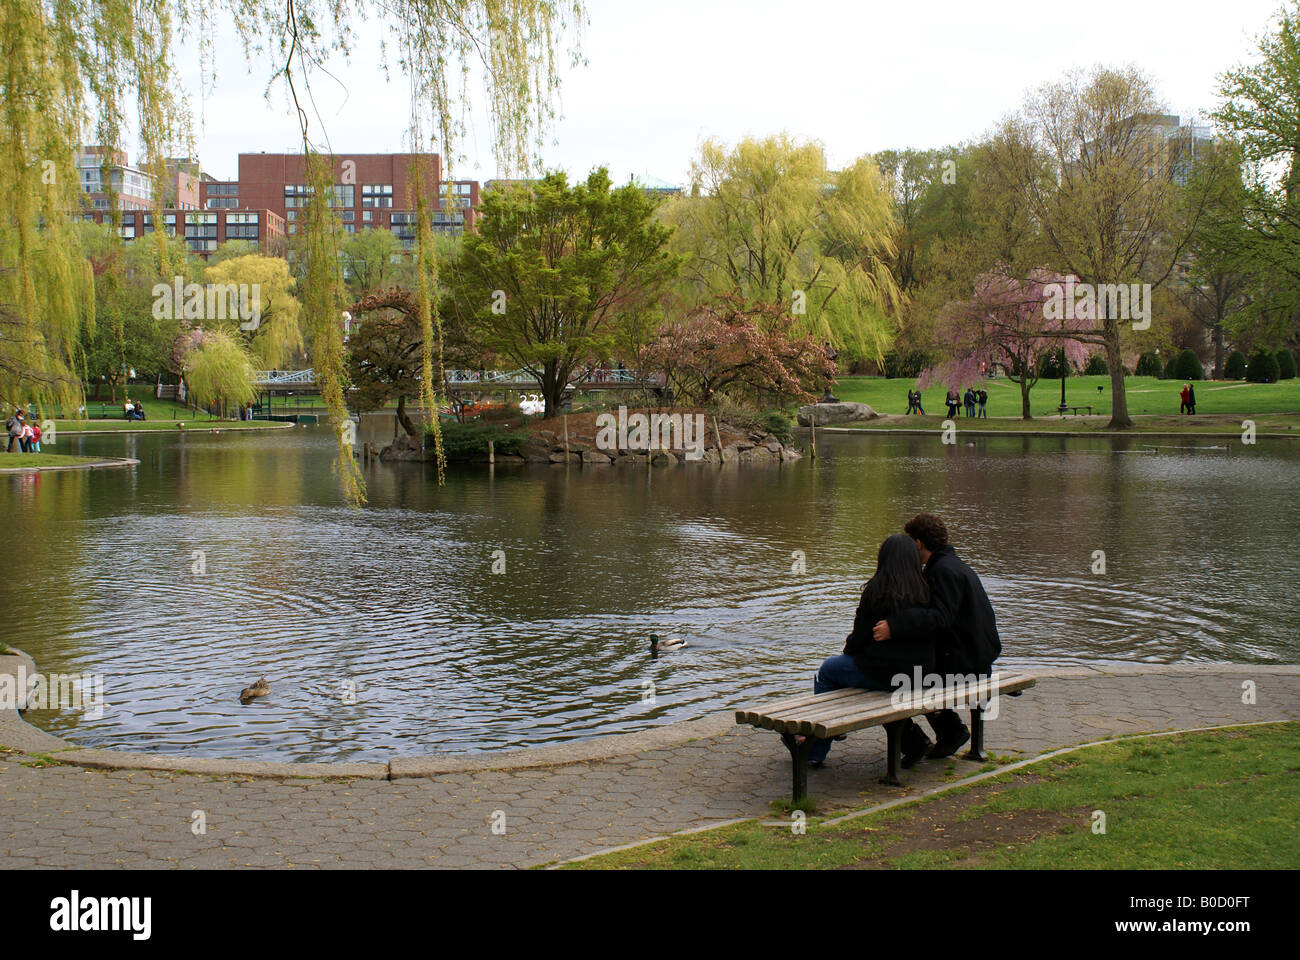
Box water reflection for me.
[1,422,1295,761]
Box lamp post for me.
[1057,346,1068,415]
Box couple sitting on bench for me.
[804,512,1001,770]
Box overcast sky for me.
[174,0,1284,185]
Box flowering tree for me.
[649,295,836,407]
[920,268,1091,419]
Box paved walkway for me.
[1,665,1295,869]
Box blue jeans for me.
[807,655,893,763]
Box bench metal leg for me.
[779,732,810,804]
[966,705,986,761]
[880,721,903,786]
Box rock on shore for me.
[797,402,878,426]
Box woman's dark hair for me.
[863,533,929,616]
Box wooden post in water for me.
[810,415,817,460]
[563,414,570,459]
[713,415,724,468]
[488,439,495,465]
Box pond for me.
[3,422,1296,762]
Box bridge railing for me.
[253,369,316,386]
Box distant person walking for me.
[1179,384,1191,415]
[946,388,960,418]
[963,387,977,418]
[1187,384,1196,415]
[913,389,925,416]
[977,388,988,418]
[906,389,918,415]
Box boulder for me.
[582,449,613,464]
[797,402,878,426]
[651,451,678,466]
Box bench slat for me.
[738,674,1037,737]
[813,677,1037,738]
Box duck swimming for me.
[239,677,270,704]
[649,634,687,654]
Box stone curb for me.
[2,648,1296,780]
[0,457,139,474]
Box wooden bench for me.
[735,672,1037,803]
[1057,405,1093,417]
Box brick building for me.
[84,208,287,257]
[202,152,480,246]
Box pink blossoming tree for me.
[920,268,1093,419]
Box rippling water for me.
[2,423,1296,761]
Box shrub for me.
[881,349,933,379]
[1224,350,1248,380]
[1173,349,1203,381]
[1277,349,1297,380]
[1164,355,1179,379]
[429,420,531,459]
[710,397,794,442]
[1083,354,1109,375]
[1246,349,1280,383]
[1134,351,1162,377]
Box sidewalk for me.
[1,665,1295,868]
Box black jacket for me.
[842,587,937,684]
[885,545,1000,675]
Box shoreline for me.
[0,456,140,475]
[2,650,1295,780]
[54,421,297,436]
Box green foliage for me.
[1247,349,1281,383]
[665,134,902,369]
[428,419,530,458]
[448,168,678,417]
[881,348,934,379]
[1164,354,1178,379]
[1277,348,1297,379]
[183,329,255,414]
[1135,351,1163,377]
[1224,349,1248,380]
[1173,349,1203,381]
[1083,353,1108,375]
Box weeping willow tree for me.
[1,0,584,503]
[661,134,903,369]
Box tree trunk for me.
[396,394,418,437]
[1020,378,1032,419]
[542,359,564,418]
[1104,335,1132,429]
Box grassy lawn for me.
[0,453,117,468]
[565,723,1299,870]
[834,375,1300,419]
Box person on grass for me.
[803,534,942,769]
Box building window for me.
[362,209,373,222]
[362,184,393,208]
[208,183,238,196]
[226,225,260,239]
[226,212,259,224]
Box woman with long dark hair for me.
[805,533,939,767]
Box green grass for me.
[566,723,1299,870]
[834,375,1300,419]
[0,452,115,468]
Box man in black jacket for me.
[872,513,1001,759]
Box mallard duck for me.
[239,677,270,703]
[649,634,687,653]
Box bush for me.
[1135,351,1162,377]
[1164,355,1179,380]
[1277,349,1297,380]
[881,349,933,379]
[1246,349,1281,383]
[1224,350,1248,380]
[429,419,531,459]
[1083,354,1108,375]
[710,398,794,442]
[1173,349,1203,382]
